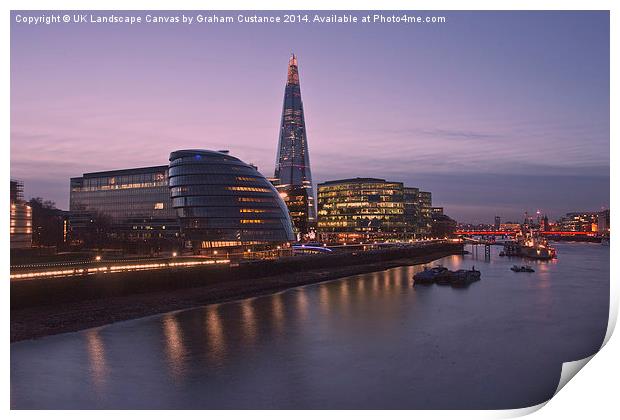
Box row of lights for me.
[10,258,231,280]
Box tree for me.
[28,198,64,247]
[79,212,113,250]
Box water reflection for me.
[372,272,380,294]
[12,243,607,409]
[296,288,309,320]
[155,270,420,381]
[162,313,186,380]
[86,330,107,392]
[319,284,330,316]
[357,275,365,294]
[271,293,285,332]
[240,299,257,346]
[339,280,350,310]
[205,306,226,365]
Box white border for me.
[3,1,617,418]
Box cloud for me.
[379,127,502,141]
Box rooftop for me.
[76,165,168,179]
[318,177,390,186]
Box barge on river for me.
[413,266,481,287]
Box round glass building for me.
[168,150,295,250]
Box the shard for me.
[274,54,316,235]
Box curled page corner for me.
[554,355,595,396]
[498,401,547,418]
[503,355,599,418]
[602,302,617,348]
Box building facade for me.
[316,178,407,243]
[273,54,316,235]
[10,180,32,249]
[403,187,420,237]
[169,149,295,251]
[597,210,610,235]
[418,191,433,235]
[431,212,457,238]
[432,207,444,217]
[500,222,522,232]
[555,212,599,232]
[69,166,178,241]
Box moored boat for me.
[450,268,481,287]
[520,245,555,260]
[413,266,450,284]
[413,266,481,286]
[510,265,535,273]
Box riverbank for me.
[11,244,461,342]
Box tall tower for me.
[274,53,316,236]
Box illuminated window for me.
[154,202,164,210]
[227,186,271,193]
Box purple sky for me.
[11,11,609,223]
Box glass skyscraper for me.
[274,54,316,235]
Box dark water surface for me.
[11,243,609,409]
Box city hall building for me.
[69,150,294,252]
[168,149,295,250]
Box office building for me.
[500,222,522,232]
[169,149,295,251]
[69,166,178,241]
[597,209,610,234]
[273,54,316,235]
[418,191,432,235]
[431,211,457,238]
[316,178,406,243]
[10,180,32,249]
[555,212,599,232]
[403,187,420,236]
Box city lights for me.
[11,258,231,280]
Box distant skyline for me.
[10,11,609,223]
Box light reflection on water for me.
[162,313,186,381]
[240,299,257,346]
[85,330,107,392]
[205,306,225,365]
[271,293,285,333]
[11,243,609,409]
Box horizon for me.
[10,10,610,224]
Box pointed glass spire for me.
[287,53,299,85]
[274,53,316,234]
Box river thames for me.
[11,242,609,409]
